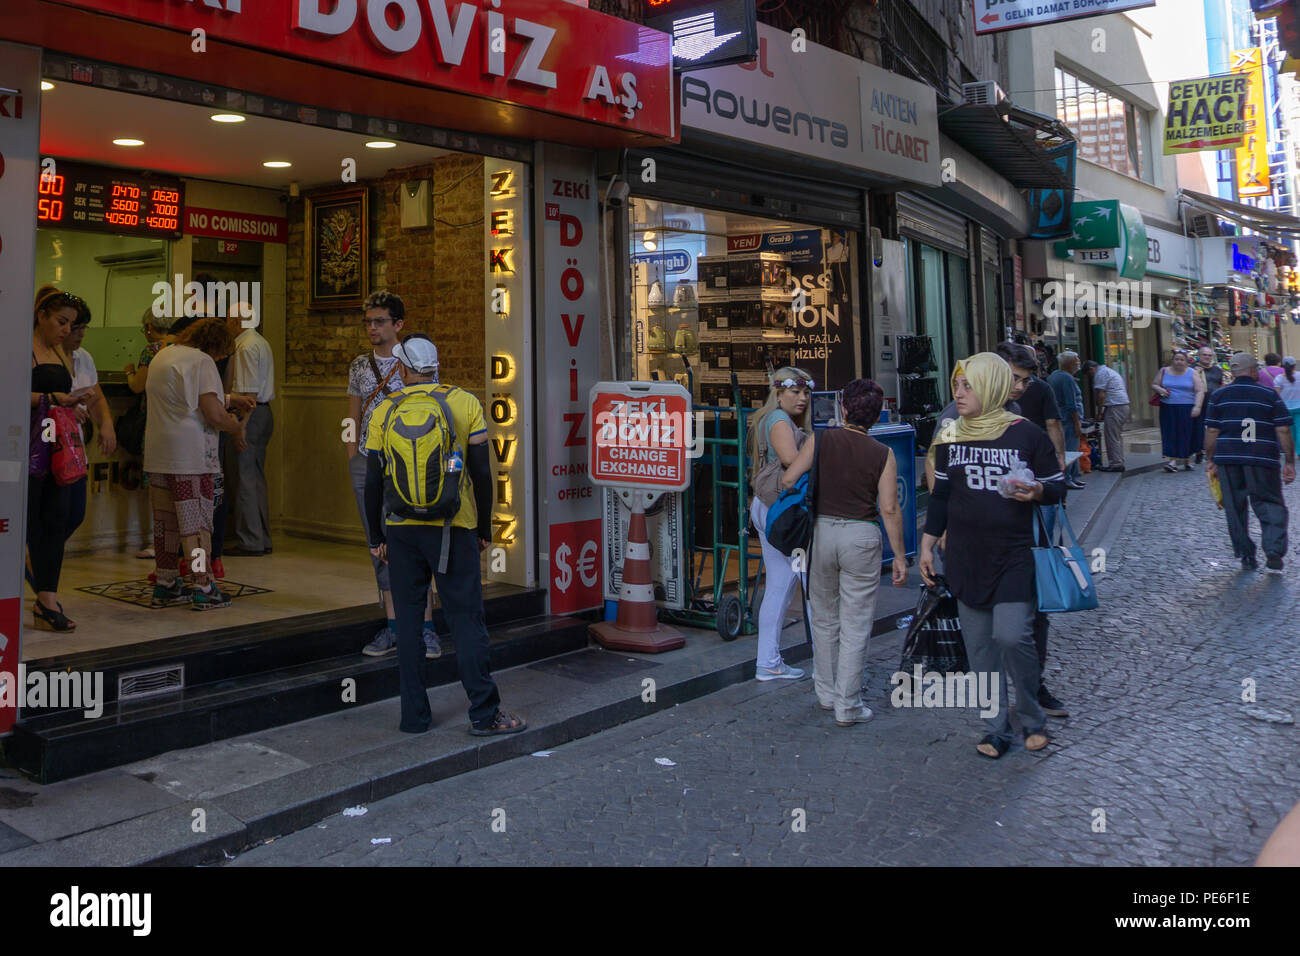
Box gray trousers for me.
[227,403,273,550]
[1102,403,1130,468]
[349,451,390,593]
[957,600,1044,746]
[809,518,882,720]
[1219,463,1288,560]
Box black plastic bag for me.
[900,575,968,675]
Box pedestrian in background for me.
[144,317,248,610]
[222,301,275,556]
[66,300,117,541]
[781,379,908,725]
[1082,359,1130,472]
[29,286,94,631]
[1192,345,1224,464]
[125,305,173,559]
[1151,348,1204,472]
[1204,352,1295,572]
[920,353,1066,758]
[346,291,442,659]
[1273,356,1300,437]
[1048,351,1085,489]
[364,334,525,736]
[747,367,816,683]
[1260,353,1286,390]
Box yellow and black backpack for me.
[377,386,466,524]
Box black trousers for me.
[1219,463,1288,560]
[386,523,500,733]
[27,473,72,593]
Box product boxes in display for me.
[698,334,731,368]
[699,302,731,331]
[730,339,792,372]
[697,256,730,295]
[728,252,789,295]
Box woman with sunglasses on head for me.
[1151,348,1204,472]
[919,353,1066,759]
[64,300,117,542]
[747,367,816,682]
[29,286,95,630]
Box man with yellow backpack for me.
[364,334,526,736]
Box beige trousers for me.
[809,517,883,720]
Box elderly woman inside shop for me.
[29,285,95,631]
[747,366,816,682]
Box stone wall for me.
[285,153,485,400]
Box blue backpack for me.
[764,431,818,556]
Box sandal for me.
[976,734,1009,759]
[33,600,76,632]
[469,709,527,737]
[1024,728,1050,752]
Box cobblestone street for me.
[230,470,1300,866]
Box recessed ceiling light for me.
[211,113,246,123]
[365,140,397,149]
[263,160,292,168]
[112,138,145,147]
[41,81,54,91]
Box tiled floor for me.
[23,537,382,661]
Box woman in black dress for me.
[30,285,93,631]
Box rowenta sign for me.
[51,0,675,137]
[681,21,940,186]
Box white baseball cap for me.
[392,336,439,375]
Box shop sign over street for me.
[51,0,676,139]
[681,21,940,186]
[971,0,1156,35]
[589,382,693,493]
[1164,72,1253,154]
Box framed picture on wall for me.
[305,187,368,310]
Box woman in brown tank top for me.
[782,380,908,725]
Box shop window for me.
[903,237,973,405]
[628,198,861,410]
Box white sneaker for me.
[755,662,805,681]
[835,706,874,726]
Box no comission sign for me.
[589,382,693,493]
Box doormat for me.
[76,579,272,609]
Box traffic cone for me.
[589,500,684,653]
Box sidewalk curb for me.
[138,642,818,866]
[1077,462,1160,543]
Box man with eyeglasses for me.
[346,291,442,659]
[363,333,525,736]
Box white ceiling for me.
[39,82,448,190]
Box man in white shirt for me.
[1083,360,1130,472]
[223,302,275,554]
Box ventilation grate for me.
[118,664,185,702]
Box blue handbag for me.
[1032,504,1099,613]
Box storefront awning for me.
[937,103,1075,190]
[1179,188,1300,239]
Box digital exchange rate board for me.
[37,158,183,239]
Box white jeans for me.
[750,496,803,671]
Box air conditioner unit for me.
[963,81,1007,107]
[1186,210,1221,238]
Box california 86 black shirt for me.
[925,420,1066,608]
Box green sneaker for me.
[191,583,232,611]
[151,579,190,608]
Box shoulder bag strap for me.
[363,357,400,411]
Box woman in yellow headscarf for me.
[919,352,1067,760]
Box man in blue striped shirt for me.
[1204,352,1295,571]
